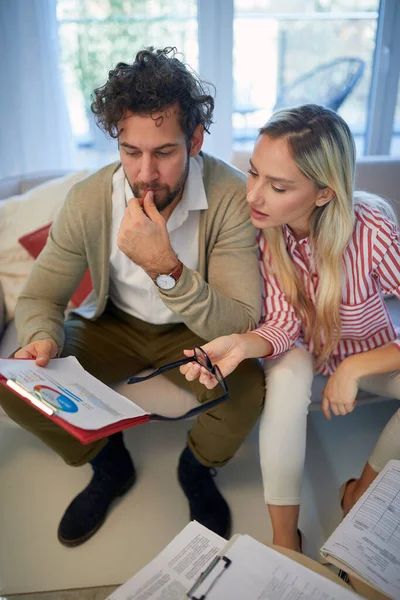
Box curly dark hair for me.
[91,46,215,143]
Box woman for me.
[180,104,400,552]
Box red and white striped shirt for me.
[253,203,400,375]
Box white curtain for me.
[0,0,75,178]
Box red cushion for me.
[18,223,93,307]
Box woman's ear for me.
[315,186,335,207]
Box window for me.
[57,0,197,166]
[57,0,399,164]
[233,1,380,155]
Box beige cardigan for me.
[16,153,261,352]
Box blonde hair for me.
[258,104,396,366]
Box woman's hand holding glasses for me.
[180,334,246,389]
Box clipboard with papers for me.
[106,521,361,600]
[0,354,228,445]
[185,534,361,600]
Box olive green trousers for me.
[0,303,265,468]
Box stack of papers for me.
[108,521,225,599]
[321,459,400,600]
[107,521,361,600]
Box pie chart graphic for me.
[34,385,78,413]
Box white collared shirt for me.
[109,155,207,324]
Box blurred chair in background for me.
[273,57,365,112]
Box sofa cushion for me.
[18,224,93,307]
[0,171,72,201]
[18,223,52,259]
[0,170,89,322]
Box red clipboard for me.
[0,373,151,444]
[0,354,229,445]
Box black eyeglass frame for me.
[127,346,229,421]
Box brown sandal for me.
[339,478,357,511]
[297,529,304,554]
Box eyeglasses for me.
[127,346,229,421]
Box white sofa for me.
[0,156,399,419]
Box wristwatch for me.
[155,260,184,290]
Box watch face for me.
[155,274,176,290]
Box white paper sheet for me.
[197,534,361,600]
[321,459,400,600]
[0,356,147,429]
[106,521,226,600]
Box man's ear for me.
[316,186,335,207]
[189,124,204,157]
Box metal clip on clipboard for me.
[187,555,231,600]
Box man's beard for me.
[130,156,190,213]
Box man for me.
[0,47,264,547]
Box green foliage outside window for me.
[57,0,197,138]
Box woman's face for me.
[246,134,330,239]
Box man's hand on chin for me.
[117,190,178,279]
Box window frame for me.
[365,0,400,154]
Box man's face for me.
[118,106,202,213]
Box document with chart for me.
[0,354,216,444]
[0,356,150,444]
[321,459,400,600]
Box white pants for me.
[259,346,400,505]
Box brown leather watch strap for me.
[169,259,184,281]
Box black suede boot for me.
[178,446,231,539]
[58,432,136,547]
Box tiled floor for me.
[1,399,398,598]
